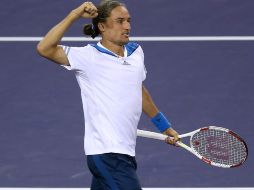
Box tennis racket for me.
[137,126,248,168]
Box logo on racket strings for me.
[206,136,230,160]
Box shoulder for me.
[61,44,93,55]
[125,42,143,57]
[73,44,94,52]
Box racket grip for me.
[137,129,168,141]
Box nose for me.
[124,21,131,31]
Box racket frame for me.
[137,126,248,168]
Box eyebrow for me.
[115,17,131,21]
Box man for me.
[37,1,179,189]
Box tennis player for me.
[37,1,179,189]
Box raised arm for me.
[142,85,180,145]
[37,2,98,65]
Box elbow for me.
[36,42,47,57]
[36,41,53,58]
[37,42,45,56]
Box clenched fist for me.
[72,2,98,19]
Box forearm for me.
[142,85,174,135]
[37,11,79,54]
[37,2,97,65]
[142,85,159,118]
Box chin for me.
[112,37,130,46]
[120,38,130,45]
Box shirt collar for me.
[97,42,127,58]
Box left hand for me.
[163,128,180,146]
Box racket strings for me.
[191,129,247,166]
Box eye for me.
[116,19,124,24]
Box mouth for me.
[122,31,130,38]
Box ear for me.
[98,22,106,33]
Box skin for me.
[98,6,131,57]
[37,1,179,145]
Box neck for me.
[100,39,125,57]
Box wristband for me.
[151,112,171,132]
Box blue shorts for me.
[87,153,142,190]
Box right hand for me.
[72,2,98,19]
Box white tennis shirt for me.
[61,42,146,156]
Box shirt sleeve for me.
[60,45,91,72]
[140,46,147,81]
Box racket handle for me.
[137,129,167,141]
[137,129,187,150]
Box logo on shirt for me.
[122,61,131,66]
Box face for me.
[99,6,131,46]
